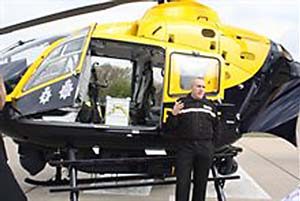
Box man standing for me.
[167,77,218,201]
[0,75,27,201]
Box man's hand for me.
[172,100,184,116]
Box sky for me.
[1,0,299,60]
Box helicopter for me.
[0,0,299,200]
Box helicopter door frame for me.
[167,51,222,97]
[162,47,223,124]
[76,38,166,128]
[12,24,97,117]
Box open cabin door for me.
[12,25,96,116]
[76,38,166,127]
[162,47,223,124]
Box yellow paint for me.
[93,22,138,36]
[6,1,272,125]
[76,23,97,72]
[219,25,270,88]
[138,1,220,54]
[163,108,173,123]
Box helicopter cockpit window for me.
[23,37,85,91]
[0,36,66,93]
[169,53,220,96]
[0,36,64,66]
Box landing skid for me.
[25,166,67,186]
[25,146,242,201]
[25,177,69,186]
[25,173,158,187]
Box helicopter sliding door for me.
[12,25,96,117]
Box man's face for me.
[191,78,205,100]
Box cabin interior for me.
[76,39,165,127]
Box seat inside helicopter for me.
[76,39,165,127]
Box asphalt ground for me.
[3,136,300,201]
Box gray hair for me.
[195,76,204,81]
[190,76,205,88]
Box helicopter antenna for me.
[0,39,35,55]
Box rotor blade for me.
[0,0,154,35]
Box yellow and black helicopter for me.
[0,0,299,200]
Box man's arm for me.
[0,75,6,111]
[166,112,179,131]
[165,99,184,131]
[211,102,219,147]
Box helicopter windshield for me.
[23,35,87,91]
[0,35,65,93]
[0,35,65,65]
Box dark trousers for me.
[0,137,27,201]
[176,140,214,201]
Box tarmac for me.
[3,136,300,201]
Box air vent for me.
[225,71,231,80]
[202,29,215,38]
[240,52,255,60]
[197,16,208,21]
[210,42,216,50]
[222,51,227,59]
[168,34,175,43]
